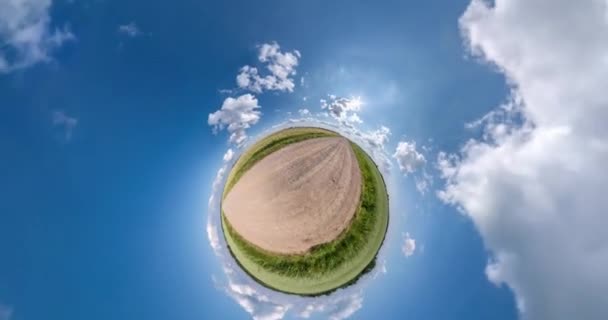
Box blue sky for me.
[2,0,608,319]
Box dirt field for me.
[222,137,362,255]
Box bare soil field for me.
[222,137,362,255]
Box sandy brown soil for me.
[222,137,362,255]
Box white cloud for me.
[357,126,393,173]
[414,171,432,195]
[346,113,362,125]
[362,126,391,149]
[320,95,363,126]
[118,22,141,37]
[237,42,301,93]
[221,275,364,320]
[379,259,387,275]
[52,110,78,141]
[207,166,226,209]
[297,303,324,318]
[294,292,364,320]
[217,43,300,145]
[327,293,363,320]
[0,304,12,320]
[206,215,221,251]
[392,140,430,195]
[223,148,234,162]
[393,141,425,175]
[0,0,74,72]
[298,108,310,116]
[208,94,261,146]
[223,278,291,320]
[439,0,608,319]
[402,232,416,257]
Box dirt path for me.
[223,137,362,255]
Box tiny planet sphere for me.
[221,127,389,295]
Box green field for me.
[221,127,389,295]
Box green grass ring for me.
[220,127,389,295]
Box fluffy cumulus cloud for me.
[237,42,301,93]
[52,110,78,141]
[207,166,226,209]
[392,140,431,194]
[208,94,261,146]
[356,126,393,172]
[222,276,290,320]
[393,141,425,175]
[0,0,74,72]
[211,42,301,146]
[439,0,608,319]
[206,149,234,209]
[223,148,234,162]
[298,108,310,116]
[402,232,416,257]
[321,95,363,127]
[323,293,363,320]
[361,126,390,149]
[118,22,141,37]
